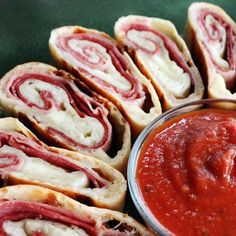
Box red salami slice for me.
[186,2,236,102]
[0,63,131,172]
[49,26,162,136]
[0,185,155,236]
[0,117,126,210]
[115,15,204,110]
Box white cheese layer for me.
[2,145,89,189]
[60,38,132,92]
[19,78,105,147]
[3,219,89,236]
[196,13,229,68]
[127,29,191,98]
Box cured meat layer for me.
[115,15,204,110]
[0,62,131,172]
[49,26,162,136]
[0,185,155,236]
[186,2,236,102]
[0,117,126,210]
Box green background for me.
[0,0,235,78]
[0,0,235,222]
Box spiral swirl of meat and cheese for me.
[0,62,131,172]
[186,2,236,104]
[0,185,155,236]
[0,117,126,210]
[114,15,204,110]
[49,26,162,136]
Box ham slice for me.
[0,62,131,172]
[0,117,126,210]
[114,15,204,110]
[0,185,155,236]
[186,2,236,103]
[49,26,162,137]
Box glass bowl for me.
[128,98,236,235]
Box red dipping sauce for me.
[137,108,236,236]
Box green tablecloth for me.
[0,0,235,222]
[0,0,235,77]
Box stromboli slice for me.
[114,15,204,110]
[0,185,156,236]
[49,26,162,136]
[0,117,126,210]
[0,62,131,172]
[186,2,236,103]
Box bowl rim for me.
[127,98,236,235]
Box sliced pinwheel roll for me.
[0,117,126,210]
[49,26,162,136]
[114,15,204,110]
[0,185,155,236]
[186,2,236,102]
[0,62,131,172]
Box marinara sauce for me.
[137,109,236,236]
